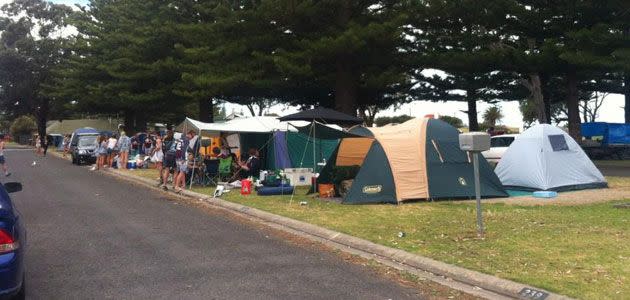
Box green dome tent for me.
[318,118,508,204]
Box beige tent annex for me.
[317,118,508,204]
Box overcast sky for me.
[6,0,627,128]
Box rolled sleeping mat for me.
[257,185,294,196]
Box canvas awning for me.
[177,116,308,135]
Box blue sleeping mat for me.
[257,185,294,196]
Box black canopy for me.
[278,107,363,125]
[294,122,362,140]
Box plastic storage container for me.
[283,168,313,186]
[241,179,252,195]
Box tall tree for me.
[409,0,527,131]
[265,0,413,116]
[0,0,74,142]
[51,0,189,132]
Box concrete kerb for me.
[102,168,573,300]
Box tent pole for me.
[313,121,316,173]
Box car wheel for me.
[12,276,25,300]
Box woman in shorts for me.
[152,133,163,183]
[117,131,131,169]
[107,134,118,167]
[173,153,189,193]
[93,135,108,171]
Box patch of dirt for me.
[470,182,630,206]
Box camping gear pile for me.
[63,107,610,204]
[172,113,611,202]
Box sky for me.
[13,1,628,128]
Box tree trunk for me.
[122,110,146,134]
[334,59,358,116]
[333,0,358,116]
[529,74,547,124]
[198,98,214,123]
[466,93,479,131]
[540,74,552,124]
[566,70,581,141]
[625,75,630,124]
[35,98,49,145]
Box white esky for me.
[7,0,625,129]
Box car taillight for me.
[0,229,18,253]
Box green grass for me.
[129,168,629,299]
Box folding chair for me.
[203,159,220,186]
[218,156,233,181]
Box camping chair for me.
[218,156,233,181]
[203,159,220,186]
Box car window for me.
[78,136,98,147]
[490,137,515,147]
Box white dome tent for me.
[495,124,607,191]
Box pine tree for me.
[52,0,188,132]
[408,0,527,130]
[261,0,413,115]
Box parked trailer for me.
[581,122,630,160]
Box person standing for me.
[117,130,131,170]
[161,130,176,190]
[152,132,164,183]
[43,135,52,156]
[91,135,108,171]
[34,134,42,156]
[106,134,118,168]
[0,135,11,177]
[62,134,70,158]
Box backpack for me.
[163,138,176,155]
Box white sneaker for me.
[90,166,97,171]
[31,161,37,167]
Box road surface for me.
[5,149,426,299]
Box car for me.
[71,135,99,165]
[482,134,519,164]
[0,181,25,300]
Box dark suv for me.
[71,135,98,165]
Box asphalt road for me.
[4,149,424,299]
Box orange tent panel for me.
[336,138,374,166]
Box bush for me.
[9,115,37,137]
[438,115,464,128]
[374,115,413,127]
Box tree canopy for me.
[0,0,627,136]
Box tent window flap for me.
[548,134,569,151]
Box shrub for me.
[9,115,37,137]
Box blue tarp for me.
[581,122,630,145]
[273,132,292,169]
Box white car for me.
[482,134,519,164]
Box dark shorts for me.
[0,155,5,164]
[163,153,176,170]
[107,148,113,155]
